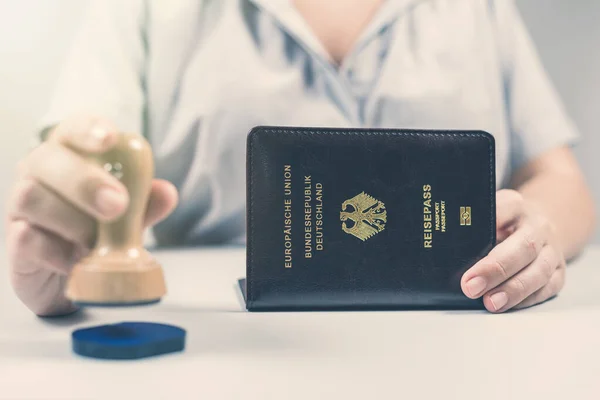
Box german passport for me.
[244,126,496,311]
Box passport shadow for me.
[442,310,489,315]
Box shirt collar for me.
[247,0,423,65]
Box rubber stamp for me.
[65,133,167,306]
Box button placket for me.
[247,0,407,126]
[343,26,395,124]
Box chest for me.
[291,0,384,64]
[146,0,511,186]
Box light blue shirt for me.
[40,0,579,246]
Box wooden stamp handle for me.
[91,133,153,250]
[65,133,166,305]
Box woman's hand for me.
[6,116,178,317]
[461,189,566,312]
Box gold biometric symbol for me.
[460,206,472,226]
[340,192,387,241]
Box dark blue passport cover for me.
[245,126,496,311]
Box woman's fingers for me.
[462,221,545,299]
[514,263,566,310]
[7,178,96,247]
[48,115,120,153]
[144,179,179,228]
[6,220,79,276]
[9,262,77,317]
[22,140,129,222]
[481,245,560,312]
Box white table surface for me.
[1,245,599,400]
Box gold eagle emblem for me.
[340,192,387,241]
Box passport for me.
[244,126,496,311]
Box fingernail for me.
[466,276,486,297]
[490,292,508,311]
[88,126,109,147]
[95,187,127,217]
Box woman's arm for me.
[459,1,596,313]
[510,146,596,261]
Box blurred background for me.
[0,0,598,243]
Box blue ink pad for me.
[72,322,186,360]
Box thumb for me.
[143,179,179,228]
